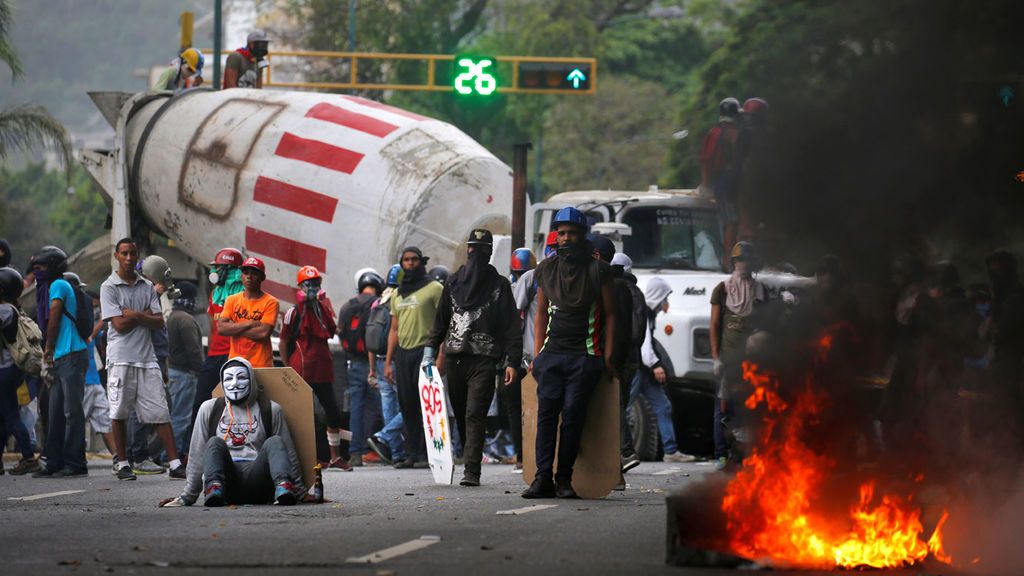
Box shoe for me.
[393,459,414,469]
[204,483,225,507]
[328,457,353,471]
[413,460,430,469]
[460,472,481,487]
[275,481,298,505]
[169,465,186,480]
[56,468,88,478]
[32,467,60,478]
[621,453,641,473]
[133,458,166,475]
[512,462,523,474]
[555,479,579,499]
[349,453,363,467]
[663,451,697,463]
[714,456,728,471]
[366,436,393,465]
[116,465,137,481]
[10,458,41,476]
[112,458,119,476]
[453,455,465,465]
[522,476,556,499]
[613,474,626,492]
[362,451,381,464]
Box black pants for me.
[502,369,524,462]
[395,346,427,462]
[619,362,637,458]
[309,381,344,429]
[447,355,497,475]
[203,436,292,504]
[192,354,228,439]
[533,351,603,482]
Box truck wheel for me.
[629,396,660,461]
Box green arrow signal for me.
[567,68,586,89]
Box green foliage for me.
[0,0,21,77]
[0,163,107,271]
[0,105,73,174]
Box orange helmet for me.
[296,265,321,285]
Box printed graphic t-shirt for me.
[222,292,279,368]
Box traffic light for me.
[453,56,498,96]
[518,62,592,93]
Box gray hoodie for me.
[640,278,672,369]
[180,357,305,504]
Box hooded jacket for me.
[181,357,305,504]
[426,275,522,367]
[640,278,672,370]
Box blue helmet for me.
[510,248,536,272]
[552,207,588,233]
[386,263,402,287]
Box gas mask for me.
[141,255,181,299]
[251,42,269,59]
[299,279,321,303]
[223,363,252,404]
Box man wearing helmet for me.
[218,258,278,369]
[366,264,408,466]
[523,208,617,499]
[0,266,41,475]
[152,48,204,91]
[700,97,743,269]
[224,30,270,89]
[710,241,768,470]
[335,268,385,467]
[195,247,245,429]
[506,247,538,472]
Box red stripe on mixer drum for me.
[262,279,297,304]
[306,102,399,138]
[340,95,428,121]
[275,132,364,174]
[253,176,337,223]
[245,226,327,271]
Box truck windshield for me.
[622,207,723,271]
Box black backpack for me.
[338,294,376,355]
[364,299,391,355]
[628,283,647,349]
[207,396,274,439]
[61,281,95,342]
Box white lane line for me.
[346,535,442,564]
[652,467,683,476]
[8,490,85,502]
[496,504,558,516]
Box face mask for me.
[300,280,320,302]
[252,45,268,59]
[209,265,228,286]
[223,365,252,403]
[34,269,50,282]
[556,243,586,262]
[733,261,750,277]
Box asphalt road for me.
[0,458,971,576]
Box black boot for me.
[555,478,579,499]
[521,476,556,499]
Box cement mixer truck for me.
[80,88,512,307]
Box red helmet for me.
[742,97,769,116]
[240,257,266,275]
[296,265,321,285]
[210,247,244,267]
[545,230,558,247]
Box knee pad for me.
[327,430,342,446]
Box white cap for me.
[611,253,632,273]
[353,267,378,289]
[247,30,270,43]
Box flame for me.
[721,357,954,569]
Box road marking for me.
[346,535,441,564]
[652,467,682,476]
[496,504,558,515]
[8,490,85,502]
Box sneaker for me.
[328,457,353,471]
[274,481,297,506]
[204,483,225,507]
[112,458,119,476]
[10,458,41,476]
[32,467,60,479]
[621,453,641,473]
[512,462,523,474]
[413,460,430,469]
[460,472,481,487]
[362,451,382,464]
[169,465,186,480]
[349,453,363,467]
[613,474,626,492]
[393,459,414,469]
[56,468,88,478]
[133,458,166,475]
[555,479,579,499]
[714,456,728,471]
[663,451,697,463]
[522,476,556,499]
[365,436,393,465]
[116,465,137,481]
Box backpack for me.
[364,298,391,355]
[3,306,44,376]
[339,294,376,355]
[700,123,738,182]
[60,281,94,342]
[206,396,274,439]
[628,283,647,349]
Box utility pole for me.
[213,0,222,89]
[512,143,532,250]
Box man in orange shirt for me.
[218,258,278,368]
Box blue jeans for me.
[0,364,33,459]
[629,368,679,455]
[44,350,88,472]
[167,368,197,456]
[375,358,406,461]
[347,359,370,455]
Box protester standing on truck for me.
[152,48,204,91]
[523,208,616,499]
[424,229,521,487]
[700,97,742,270]
[223,30,269,89]
[194,248,245,435]
[218,258,278,369]
[384,248,443,469]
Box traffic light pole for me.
[213,0,222,90]
[512,143,531,250]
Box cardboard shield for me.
[418,368,455,485]
[521,371,620,498]
[213,367,316,489]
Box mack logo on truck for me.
[683,286,706,296]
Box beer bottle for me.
[312,463,324,503]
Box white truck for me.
[528,188,812,457]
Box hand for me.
[44,347,54,366]
[653,366,667,384]
[504,367,517,386]
[384,362,394,384]
[193,75,204,87]
[121,308,137,320]
[159,496,186,507]
[368,367,378,389]
[435,355,445,376]
[713,358,723,378]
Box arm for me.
[216,316,257,336]
[425,285,452,352]
[500,283,523,383]
[44,298,64,362]
[277,309,292,363]
[133,311,165,330]
[384,313,398,383]
[601,280,617,375]
[710,303,722,361]
[222,55,239,89]
[186,320,206,373]
[243,297,278,341]
[533,287,549,361]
